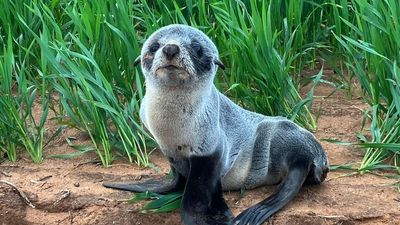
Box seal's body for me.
[104,24,329,225]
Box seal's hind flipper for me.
[103,167,186,194]
[231,160,311,225]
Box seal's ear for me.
[134,56,141,66]
[215,59,225,70]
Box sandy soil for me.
[1,77,400,225]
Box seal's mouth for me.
[160,64,182,70]
[154,63,192,83]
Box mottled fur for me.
[104,24,329,225]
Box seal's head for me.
[136,24,224,88]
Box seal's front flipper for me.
[208,180,234,224]
[181,153,233,225]
[103,167,186,194]
[182,180,233,225]
[231,159,310,225]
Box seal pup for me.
[104,24,329,225]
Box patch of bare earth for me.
[1,79,400,225]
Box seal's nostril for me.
[162,44,180,60]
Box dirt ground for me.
[1,73,400,225]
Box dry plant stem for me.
[325,171,358,182]
[314,215,347,219]
[30,175,53,187]
[30,180,47,187]
[73,159,101,168]
[0,179,35,208]
[53,190,71,206]
[0,170,11,177]
[38,175,53,181]
[0,165,19,167]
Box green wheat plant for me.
[129,191,182,213]
[332,0,400,173]
[0,30,49,163]
[23,1,152,167]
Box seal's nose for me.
[162,44,180,60]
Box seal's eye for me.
[191,41,202,56]
[149,43,160,53]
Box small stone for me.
[73,182,80,187]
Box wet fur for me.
[104,24,329,225]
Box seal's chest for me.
[144,100,198,154]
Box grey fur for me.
[139,24,328,192]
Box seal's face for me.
[138,24,223,88]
